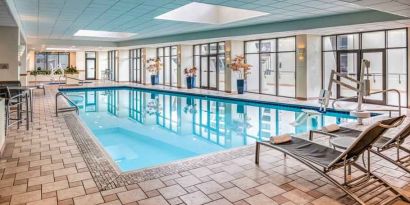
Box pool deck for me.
[1,81,410,205]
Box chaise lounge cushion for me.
[271,137,342,168]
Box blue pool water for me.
[62,87,356,172]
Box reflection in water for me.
[75,89,354,147]
[65,88,355,171]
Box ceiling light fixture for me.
[155,2,269,25]
[73,30,136,38]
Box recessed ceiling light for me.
[73,30,136,38]
[155,2,269,25]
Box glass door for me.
[209,56,217,90]
[337,51,359,99]
[85,52,96,80]
[362,50,386,104]
[201,57,208,88]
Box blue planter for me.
[186,76,193,89]
[237,79,245,94]
[237,104,245,114]
[192,76,196,88]
[151,75,159,85]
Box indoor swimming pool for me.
[62,87,356,172]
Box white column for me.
[225,40,244,93]
[0,26,19,81]
[180,45,193,88]
[144,48,156,85]
[76,51,85,80]
[118,50,129,82]
[296,34,322,100]
[97,51,108,80]
[407,27,410,107]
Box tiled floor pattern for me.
[0,83,409,205]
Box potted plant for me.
[147,57,162,85]
[64,65,80,85]
[230,55,252,94]
[184,66,197,89]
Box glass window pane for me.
[260,39,276,52]
[201,44,208,55]
[278,52,295,97]
[323,36,336,51]
[158,48,163,56]
[59,53,69,68]
[261,53,276,95]
[387,49,407,106]
[35,53,46,70]
[246,41,259,53]
[172,56,178,87]
[278,37,295,52]
[210,43,217,54]
[245,54,260,93]
[164,47,170,56]
[48,53,59,69]
[362,31,385,49]
[194,45,200,55]
[323,52,337,97]
[164,56,170,85]
[218,55,225,91]
[171,46,177,55]
[388,29,407,48]
[218,42,225,53]
[337,34,359,50]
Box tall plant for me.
[146,57,162,75]
[184,66,197,77]
[230,55,252,80]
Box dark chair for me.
[255,116,410,205]
[311,120,410,174]
[0,81,29,131]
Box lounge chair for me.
[311,119,410,175]
[255,116,410,205]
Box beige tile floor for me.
[1,82,410,205]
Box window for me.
[244,36,296,98]
[157,46,178,87]
[108,50,118,81]
[34,52,70,70]
[193,42,225,91]
[322,28,408,106]
[129,49,142,83]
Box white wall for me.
[118,50,129,82]
[145,48,156,84]
[180,45,193,88]
[229,40,244,93]
[76,51,85,80]
[0,26,19,81]
[296,34,322,100]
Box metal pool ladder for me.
[56,92,79,116]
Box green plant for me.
[64,65,79,74]
[55,69,63,75]
[30,70,51,75]
[30,70,38,76]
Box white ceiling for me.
[0,0,16,26]
[12,0,369,42]
[341,0,410,17]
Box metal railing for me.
[331,89,402,117]
[58,75,85,89]
[56,92,79,116]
